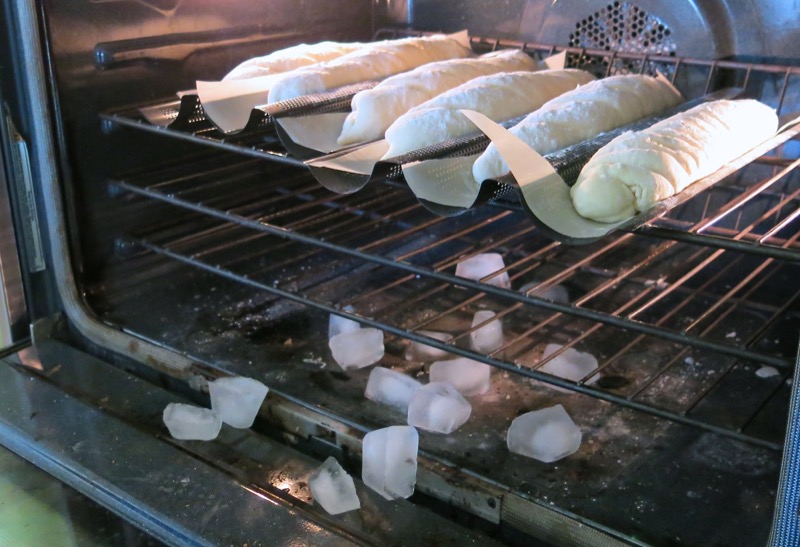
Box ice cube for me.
[362,425,418,500]
[539,344,598,392]
[470,310,504,354]
[507,404,582,463]
[455,253,511,289]
[519,281,569,304]
[404,331,454,361]
[329,328,384,369]
[329,306,361,339]
[429,357,491,396]
[365,367,422,413]
[162,403,222,441]
[407,382,472,434]
[208,376,269,429]
[308,456,361,515]
[756,366,780,378]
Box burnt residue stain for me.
[308,370,351,391]
[198,296,312,346]
[597,375,630,389]
[566,458,596,482]
[689,433,778,476]
[308,371,335,391]
[329,371,350,382]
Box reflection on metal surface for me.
[15,346,42,371]
[240,484,279,506]
[89,0,180,17]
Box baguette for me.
[267,35,472,104]
[223,41,364,81]
[570,99,778,223]
[472,74,682,182]
[337,50,538,146]
[382,69,595,158]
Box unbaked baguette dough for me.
[223,42,364,81]
[337,50,539,146]
[472,74,683,182]
[570,99,778,223]
[267,35,472,104]
[382,69,595,158]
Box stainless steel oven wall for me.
[40,0,375,293]
[407,0,800,59]
[1,0,375,373]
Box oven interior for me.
[15,0,800,545]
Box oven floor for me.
[89,256,783,546]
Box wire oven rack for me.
[107,140,799,453]
[93,34,800,546]
[100,37,800,453]
[101,33,800,260]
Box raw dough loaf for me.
[337,50,538,146]
[268,35,472,104]
[223,42,364,81]
[570,99,778,223]
[383,69,595,158]
[472,74,682,182]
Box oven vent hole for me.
[568,1,677,77]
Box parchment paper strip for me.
[196,74,283,133]
[461,108,800,243]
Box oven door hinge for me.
[5,112,45,273]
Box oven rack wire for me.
[101,35,800,260]
[108,153,799,450]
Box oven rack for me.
[101,35,800,260]
[108,153,799,450]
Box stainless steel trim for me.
[6,115,44,273]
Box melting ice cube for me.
[365,367,422,413]
[507,404,581,463]
[470,310,504,354]
[519,281,569,304]
[362,425,418,500]
[208,376,269,429]
[407,382,472,434]
[329,328,384,369]
[429,357,491,396]
[329,306,361,339]
[309,456,361,515]
[539,344,598,392]
[404,331,454,361]
[455,253,511,289]
[163,403,222,441]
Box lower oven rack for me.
[96,143,798,545]
[106,151,799,452]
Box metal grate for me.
[568,1,676,77]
